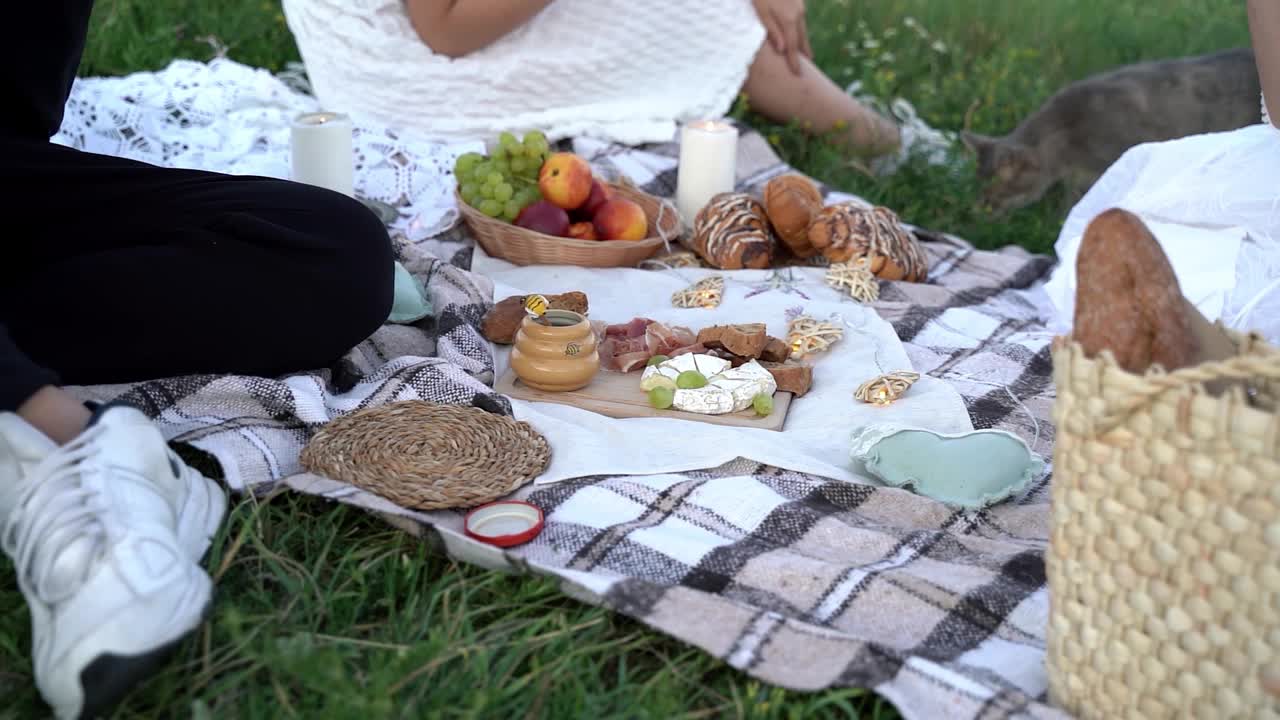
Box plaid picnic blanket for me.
[64,62,1067,720]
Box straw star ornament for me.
[785,313,844,359]
[654,250,703,269]
[826,259,880,303]
[854,371,920,406]
[671,275,725,309]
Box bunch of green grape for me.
[454,130,553,221]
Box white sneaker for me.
[0,405,227,719]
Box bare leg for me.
[17,386,91,445]
[743,44,902,159]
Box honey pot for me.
[510,309,599,392]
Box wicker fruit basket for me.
[457,180,679,268]
[1047,331,1280,718]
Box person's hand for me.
[751,0,812,75]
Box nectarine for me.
[567,222,599,241]
[515,200,571,237]
[580,179,613,218]
[593,199,649,241]
[538,153,593,210]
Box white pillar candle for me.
[675,119,738,231]
[290,111,354,197]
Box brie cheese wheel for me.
[640,354,777,415]
[641,353,730,385]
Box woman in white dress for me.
[1047,0,1280,343]
[282,0,901,156]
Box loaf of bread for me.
[482,292,589,344]
[759,337,790,363]
[690,193,777,270]
[763,174,823,259]
[1073,209,1196,373]
[761,362,813,396]
[808,203,929,282]
[697,323,769,358]
[708,349,751,367]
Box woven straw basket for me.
[299,401,551,511]
[1047,332,1280,719]
[458,180,679,267]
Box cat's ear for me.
[960,131,995,155]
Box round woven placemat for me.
[299,401,551,510]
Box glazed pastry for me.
[807,203,929,282]
[690,193,777,270]
[763,174,823,258]
[1072,209,1196,373]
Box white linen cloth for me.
[1046,105,1280,344]
[282,0,767,145]
[473,248,974,485]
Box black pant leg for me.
[0,0,392,404]
[0,0,94,410]
[1,140,395,391]
[2,1,96,139]
[0,326,60,412]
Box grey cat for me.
[962,48,1262,215]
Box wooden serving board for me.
[496,369,792,431]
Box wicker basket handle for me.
[1094,353,1280,433]
[653,197,680,252]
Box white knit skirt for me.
[283,0,767,145]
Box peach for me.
[593,199,649,241]
[566,221,599,241]
[537,152,593,210]
[580,179,613,218]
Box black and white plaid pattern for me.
[83,125,1068,720]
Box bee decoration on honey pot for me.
[524,294,549,319]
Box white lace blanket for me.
[54,58,475,241]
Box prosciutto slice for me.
[598,318,702,372]
[645,323,697,357]
[605,317,653,340]
[669,342,707,357]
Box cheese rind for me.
[641,354,730,386]
[641,354,777,415]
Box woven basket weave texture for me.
[299,401,551,510]
[1048,333,1280,719]
[459,181,678,267]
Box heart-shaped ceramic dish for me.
[849,424,1045,509]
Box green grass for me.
[2,1,1250,717]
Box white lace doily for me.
[53,58,478,241]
